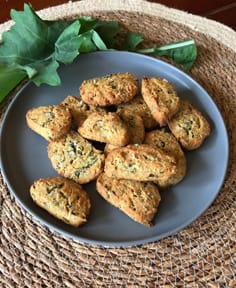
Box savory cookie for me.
[78,111,130,146]
[48,131,104,184]
[144,129,186,188]
[104,144,120,156]
[103,110,145,154]
[117,109,145,144]
[30,177,91,227]
[168,100,211,150]
[117,94,158,129]
[60,95,105,127]
[104,144,177,182]
[96,173,161,226]
[141,77,180,126]
[80,72,139,106]
[26,105,71,141]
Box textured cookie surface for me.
[117,95,158,129]
[60,95,105,127]
[144,129,186,187]
[80,72,138,106]
[96,173,161,226]
[30,177,91,227]
[78,111,130,146]
[48,131,104,184]
[104,144,120,155]
[26,105,72,141]
[118,110,145,144]
[104,144,177,182]
[141,77,180,126]
[168,100,211,150]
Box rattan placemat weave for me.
[0,0,235,287]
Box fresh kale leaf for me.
[26,60,61,86]
[118,32,197,69]
[91,30,108,50]
[0,4,198,103]
[94,20,120,47]
[0,64,26,102]
[77,16,98,33]
[137,39,197,70]
[122,32,144,51]
[0,4,80,87]
[0,4,119,97]
[54,20,81,64]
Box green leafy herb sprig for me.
[0,4,197,103]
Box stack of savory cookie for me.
[26,72,211,227]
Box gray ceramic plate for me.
[0,51,229,247]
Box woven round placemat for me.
[0,0,235,287]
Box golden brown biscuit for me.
[26,105,72,141]
[30,177,91,227]
[60,95,105,127]
[117,95,158,129]
[118,109,145,144]
[48,131,104,184]
[144,129,186,188]
[141,77,180,126]
[80,72,138,106]
[103,111,145,154]
[168,100,211,150]
[104,144,177,182]
[78,111,130,146]
[104,144,120,156]
[96,173,161,226]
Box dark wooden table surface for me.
[0,0,236,30]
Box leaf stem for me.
[137,47,155,54]
[157,39,195,51]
